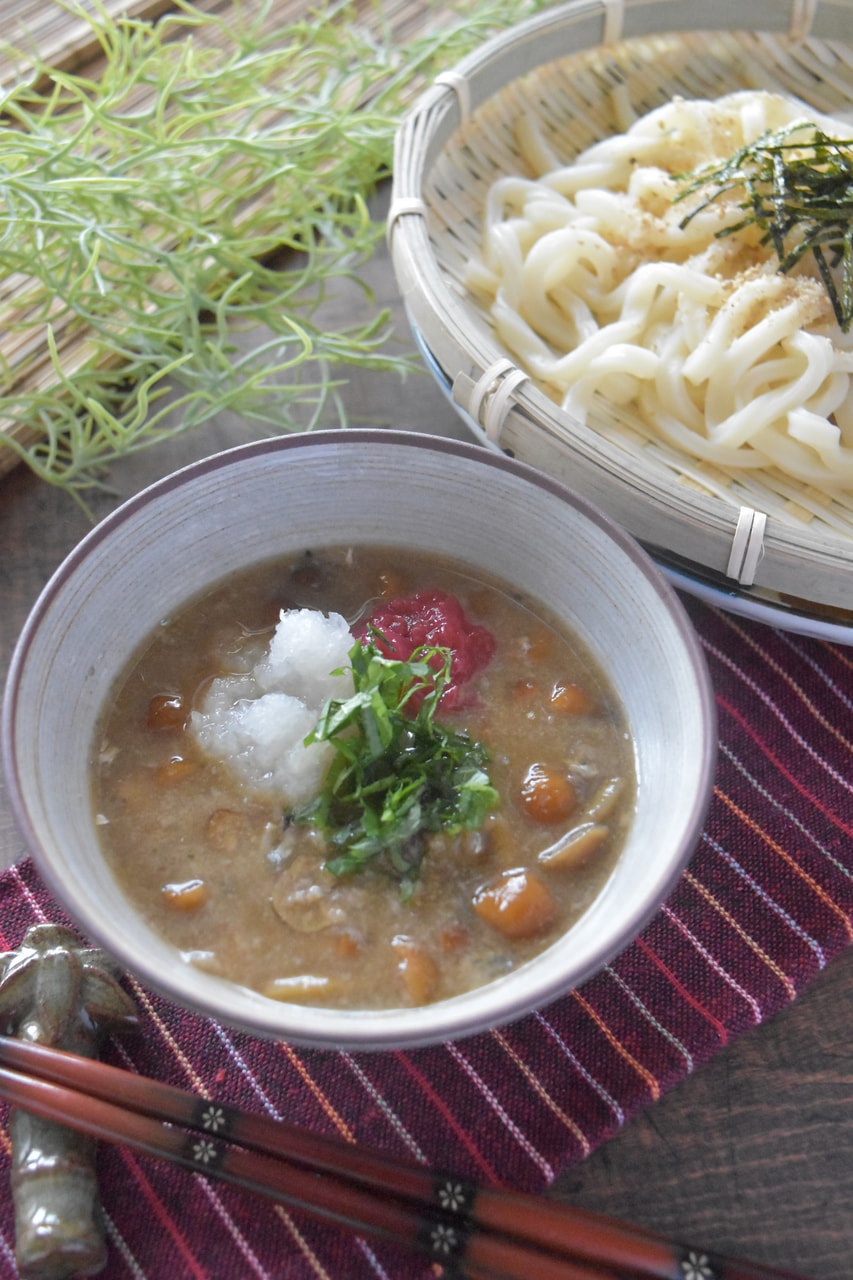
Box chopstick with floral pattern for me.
[0,1037,815,1280]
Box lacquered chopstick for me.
[0,1052,617,1280]
[0,1037,814,1280]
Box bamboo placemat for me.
[0,1,175,87]
[0,0,445,89]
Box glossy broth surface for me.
[92,547,636,1008]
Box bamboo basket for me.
[389,0,853,620]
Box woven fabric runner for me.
[0,594,851,1279]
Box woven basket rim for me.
[390,0,853,615]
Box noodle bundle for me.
[466,91,853,489]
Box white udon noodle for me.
[465,90,853,489]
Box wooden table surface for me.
[2,241,852,1280]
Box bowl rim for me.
[2,429,718,1048]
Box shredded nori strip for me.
[675,121,853,331]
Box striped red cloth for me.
[0,594,851,1279]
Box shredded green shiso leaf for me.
[294,636,499,900]
[0,0,546,504]
[676,121,853,332]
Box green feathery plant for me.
[0,0,546,504]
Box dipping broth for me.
[92,548,636,1009]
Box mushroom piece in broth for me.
[91,547,635,1009]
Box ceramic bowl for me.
[2,430,716,1049]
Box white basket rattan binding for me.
[389,0,853,615]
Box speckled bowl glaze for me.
[2,431,716,1049]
